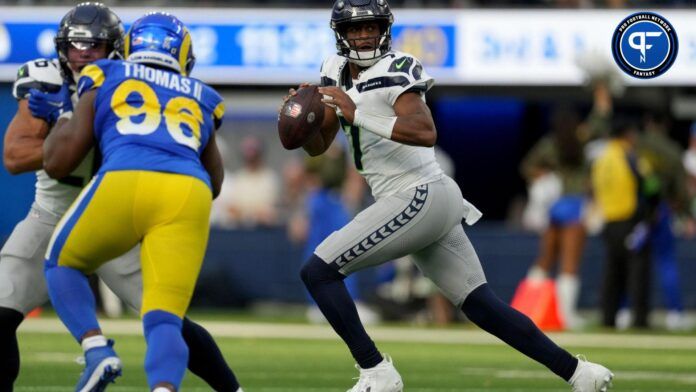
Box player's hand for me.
[279,83,313,113]
[318,86,356,123]
[28,83,73,124]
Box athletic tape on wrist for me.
[353,109,396,139]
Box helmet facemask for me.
[333,19,392,67]
[54,3,124,82]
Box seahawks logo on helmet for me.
[331,0,394,67]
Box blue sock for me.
[461,284,578,381]
[143,310,188,390]
[45,265,99,341]
[300,255,382,369]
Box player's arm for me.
[43,90,96,179]
[319,87,436,147]
[390,91,437,146]
[3,100,49,174]
[302,104,340,156]
[201,132,224,199]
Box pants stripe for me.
[330,184,429,269]
[45,175,103,266]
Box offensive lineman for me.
[290,1,614,391]
[1,4,241,391]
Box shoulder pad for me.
[12,59,63,100]
[320,55,347,87]
[388,56,414,75]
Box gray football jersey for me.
[320,51,443,199]
[12,58,96,217]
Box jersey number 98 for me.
[110,80,203,151]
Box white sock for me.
[152,388,171,392]
[556,274,580,324]
[526,265,548,281]
[81,335,107,352]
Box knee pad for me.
[300,254,344,289]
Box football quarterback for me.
[288,1,615,392]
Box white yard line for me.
[18,318,696,350]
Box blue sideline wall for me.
[195,225,696,310]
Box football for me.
[278,85,325,150]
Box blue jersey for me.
[77,59,224,188]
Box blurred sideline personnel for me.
[1,4,240,392]
[520,106,589,330]
[292,1,613,391]
[639,113,692,331]
[592,120,655,329]
[34,12,238,392]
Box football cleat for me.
[347,354,403,392]
[569,355,614,392]
[76,339,122,392]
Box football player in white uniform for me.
[1,4,241,391]
[289,1,614,391]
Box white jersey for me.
[12,58,96,217]
[320,51,443,199]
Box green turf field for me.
[14,317,696,391]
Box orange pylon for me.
[510,278,564,331]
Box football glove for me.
[28,83,73,124]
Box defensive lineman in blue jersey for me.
[36,13,236,392]
[75,58,221,188]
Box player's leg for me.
[301,178,463,390]
[527,225,560,280]
[136,172,212,392]
[413,225,578,378]
[628,240,651,328]
[0,204,61,389]
[97,248,241,391]
[45,174,141,391]
[557,222,586,330]
[555,197,586,330]
[0,306,22,390]
[181,318,241,391]
[600,222,630,328]
[96,247,143,312]
[651,204,686,329]
[96,246,239,391]
[413,223,612,390]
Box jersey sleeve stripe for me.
[213,102,225,121]
[77,64,105,96]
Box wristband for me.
[353,109,396,139]
[57,111,73,121]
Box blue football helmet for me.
[124,12,195,76]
